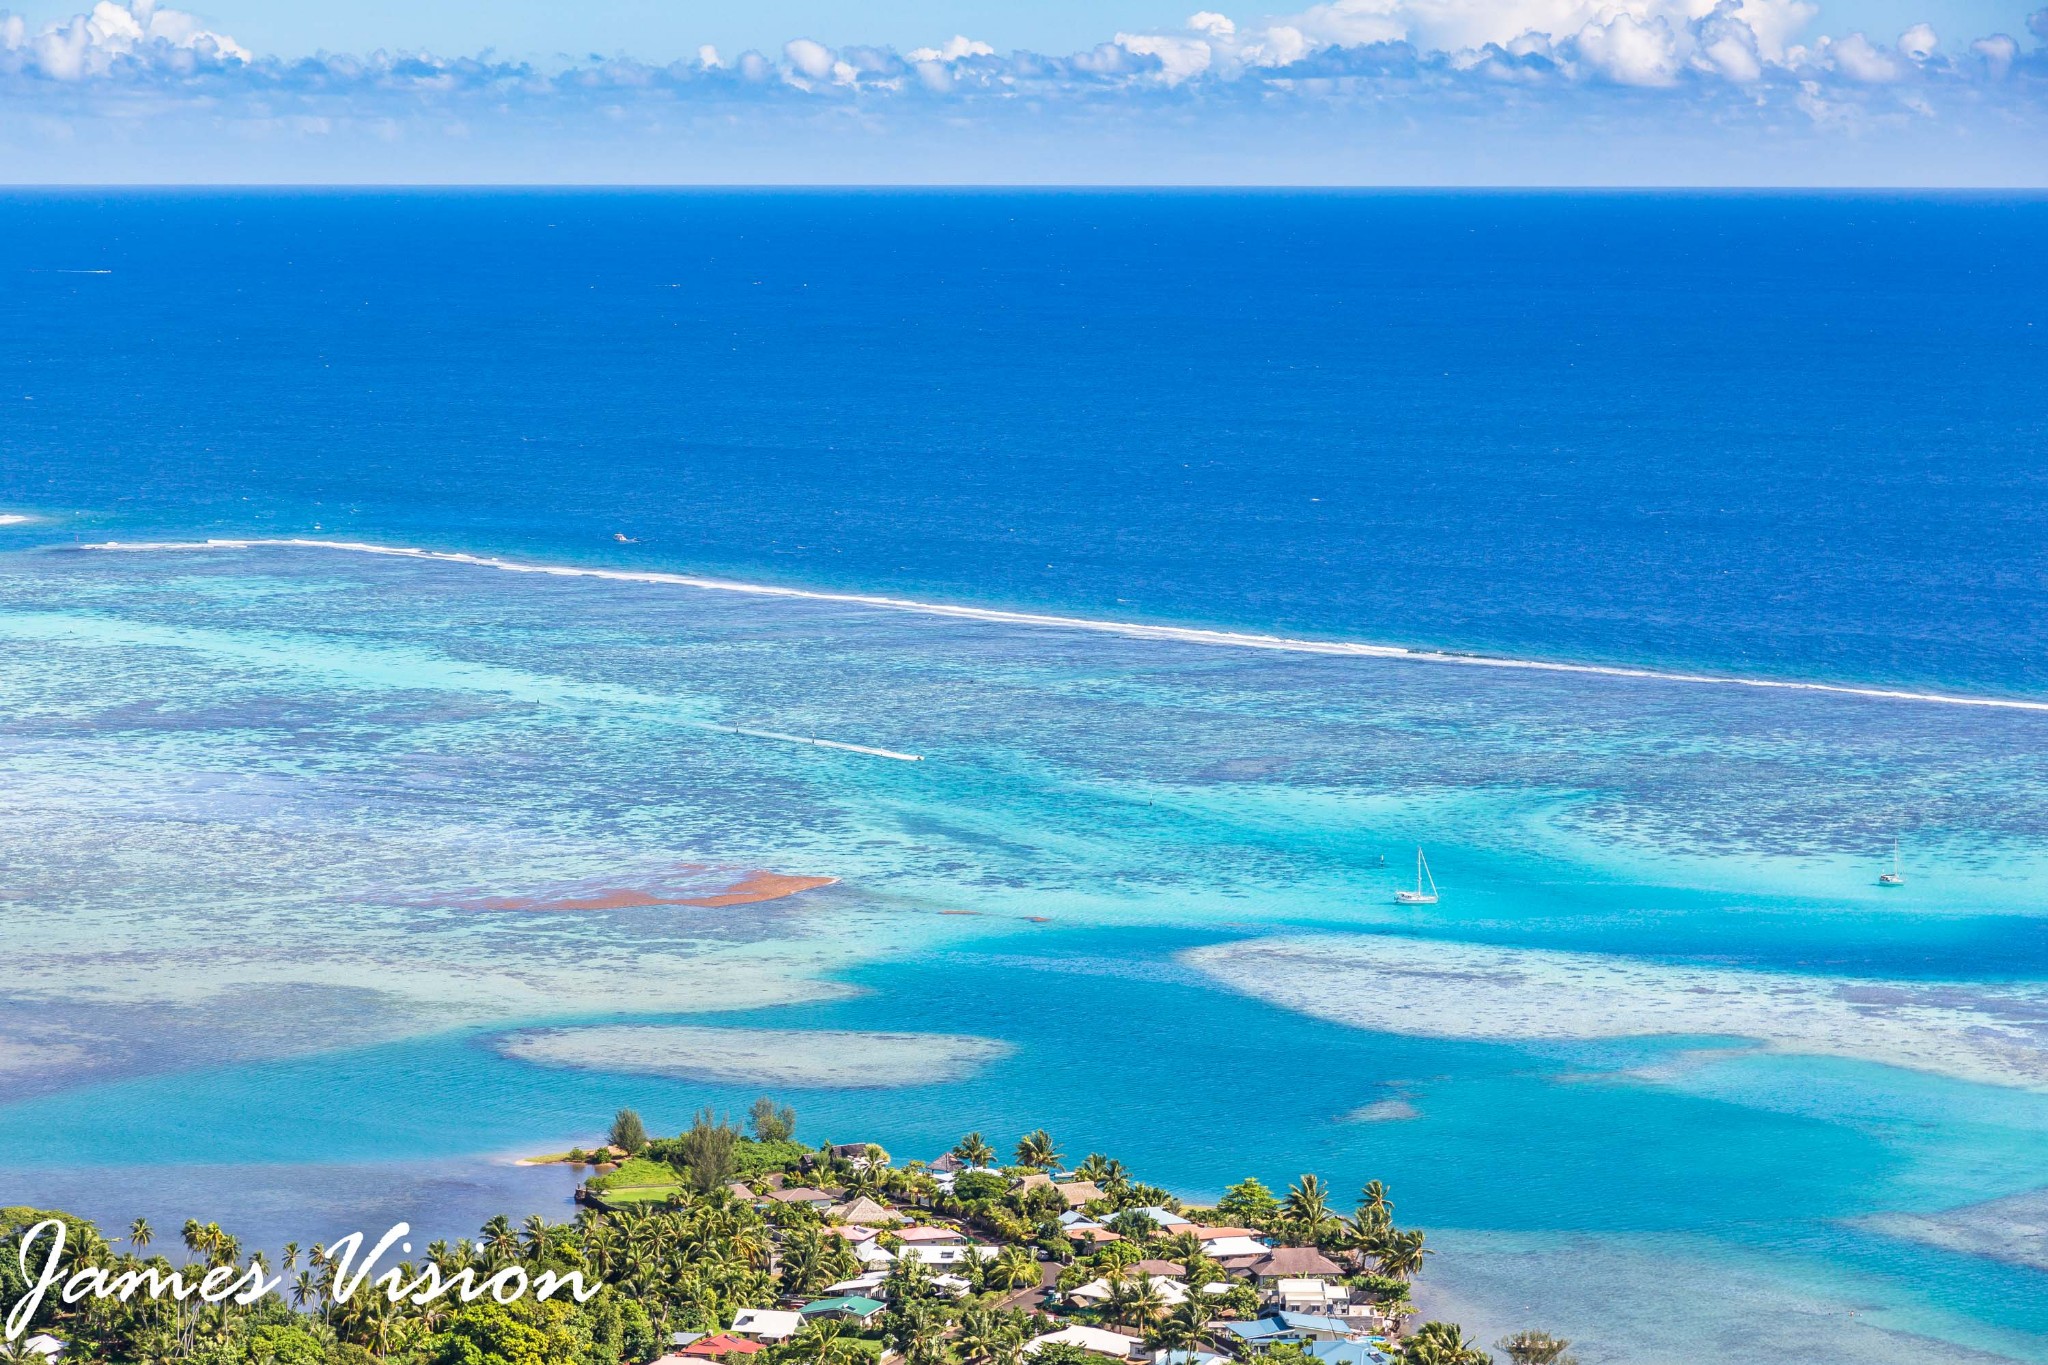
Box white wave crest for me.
[80,537,2048,715]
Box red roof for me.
[680,1337,765,1357]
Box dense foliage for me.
[3,1110,1564,1365]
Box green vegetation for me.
[1,1110,1548,1365]
[1495,1330,1576,1365]
[608,1111,648,1156]
[748,1100,796,1144]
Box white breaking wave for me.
[79,536,2048,716]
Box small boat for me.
[1879,839,1904,886]
[1395,848,1439,904]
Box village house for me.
[670,1335,763,1360]
[763,1186,837,1210]
[1271,1277,1353,1314]
[1053,1179,1105,1209]
[798,1296,886,1326]
[1025,1325,1144,1360]
[1067,1274,1191,1309]
[727,1310,803,1342]
[1241,1246,1346,1284]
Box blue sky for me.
[1,0,2037,59]
[0,0,2043,184]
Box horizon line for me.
[6,184,2048,194]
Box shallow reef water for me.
[0,544,2046,1362]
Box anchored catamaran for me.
[1879,839,1904,886]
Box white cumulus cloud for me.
[0,0,247,78]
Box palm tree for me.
[129,1217,153,1253]
[793,1318,858,1365]
[956,1307,1022,1365]
[987,1245,1041,1293]
[1014,1130,1061,1170]
[1144,1296,1213,1355]
[1156,1231,1205,1271]
[479,1215,516,1267]
[1400,1321,1488,1365]
[1357,1180,1393,1228]
[290,1270,318,1310]
[1283,1174,1333,1238]
[1496,1330,1576,1365]
[952,1132,996,1167]
[1377,1228,1429,1282]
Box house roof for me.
[1054,1180,1105,1208]
[822,1272,888,1295]
[677,1336,764,1358]
[1308,1344,1393,1365]
[728,1310,804,1339]
[1190,1226,1257,1240]
[895,1226,967,1242]
[1068,1226,1123,1244]
[827,1224,881,1242]
[1017,1173,1054,1191]
[801,1297,885,1318]
[1251,1248,1344,1277]
[1127,1207,1185,1228]
[1128,1260,1186,1277]
[1218,1316,1351,1343]
[1204,1238,1271,1259]
[767,1187,833,1203]
[1275,1314,1354,1334]
[831,1196,896,1225]
[1070,1276,1189,1306]
[929,1153,966,1172]
[1026,1326,1141,1359]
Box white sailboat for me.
[1879,839,1904,886]
[1395,848,1439,904]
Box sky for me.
[0,0,2043,184]
[0,0,2037,61]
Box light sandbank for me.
[1184,934,2048,1091]
[495,1023,1015,1088]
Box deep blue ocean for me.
[6,190,2048,691]
[3,192,2048,1365]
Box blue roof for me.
[1130,1207,1183,1227]
[801,1297,885,1317]
[1276,1315,1354,1334]
[1309,1343,1391,1365]
[1220,1316,1356,1343]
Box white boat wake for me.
[78,536,2048,716]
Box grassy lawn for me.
[588,1156,685,1206]
[598,1186,683,1205]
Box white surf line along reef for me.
[1185,934,2048,1091]
[80,537,2048,715]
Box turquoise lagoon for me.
[0,543,2045,1364]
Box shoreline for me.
[73,536,2048,716]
